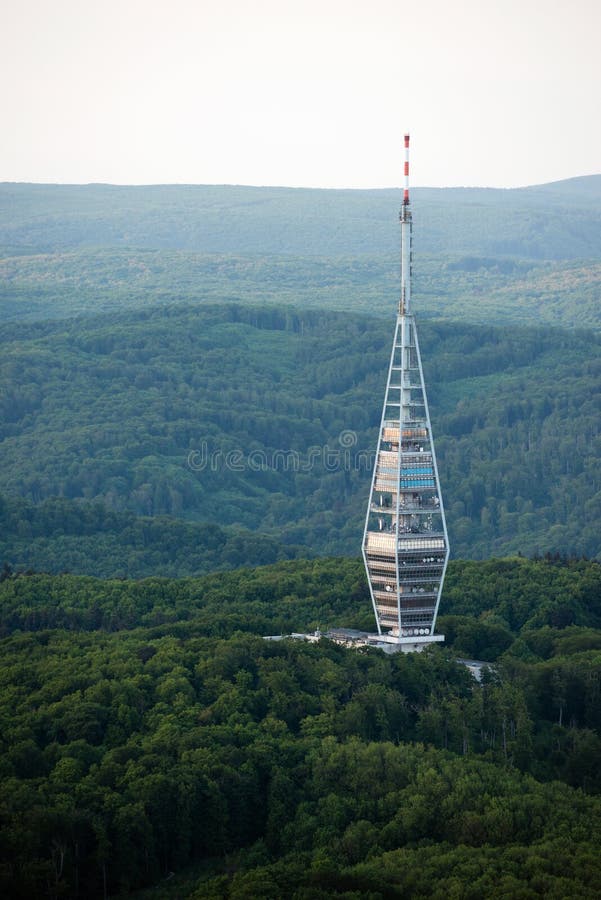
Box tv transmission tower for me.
[361,134,450,650]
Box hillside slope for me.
[1,304,601,572]
[1,177,600,328]
[2,177,601,258]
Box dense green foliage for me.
[1,556,601,898]
[2,248,600,330]
[2,173,600,898]
[0,494,305,579]
[2,304,601,569]
[2,555,600,661]
[0,557,369,639]
[1,178,600,329]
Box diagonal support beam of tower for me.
[361,134,450,649]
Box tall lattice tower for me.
[361,134,450,649]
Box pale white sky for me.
[2,0,600,188]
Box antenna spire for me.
[399,133,412,314]
[403,132,410,206]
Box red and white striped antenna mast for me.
[399,133,412,315]
[403,132,410,206]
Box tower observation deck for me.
[361,135,450,649]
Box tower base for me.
[329,628,445,654]
[264,628,445,655]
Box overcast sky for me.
[2,0,600,188]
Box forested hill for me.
[2,177,601,258]
[2,555,601,898]
[1,177,600,328]
[3,173,601,900]
[1,304,601,574]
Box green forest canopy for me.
[2,176,601,898]
[1,555,601,898]
[1,304,600,574]
[1,178,600,328]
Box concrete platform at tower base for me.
[264,628,444,654]
[328,629,445,654]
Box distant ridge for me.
[1,175,600,259]
[521,173,601,199]
[2,173,601,193]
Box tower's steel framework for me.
[362,135,450,645]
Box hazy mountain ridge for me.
[1,175,600,258]
[2,175,599,329]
